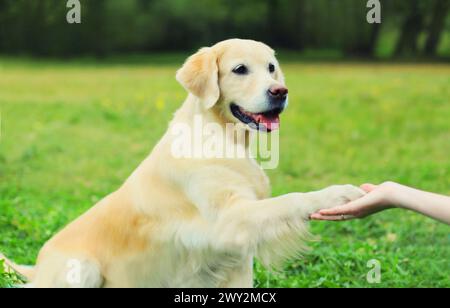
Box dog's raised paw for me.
[322,184,366,209]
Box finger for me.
[318,204,358,216]
[360,183,377,193]
[310,213,324,220]
[310,213,355,221]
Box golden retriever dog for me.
[1,39,364,288]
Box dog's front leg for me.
[209,185,365,265]
[179,179,364,265]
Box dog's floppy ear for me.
[176,47,219,109]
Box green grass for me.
[0,56,449,288]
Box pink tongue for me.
[255,114,280,131]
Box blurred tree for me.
[86,0,109,57]
[394,0,425,57]
[0,0,447,59]
[0,0,6,50]
[424,0,449,56]
[341,0,381,57]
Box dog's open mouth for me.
[230,103,283,132]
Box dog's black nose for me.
[268,85,288,109]
[268,85,288,101]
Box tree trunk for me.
[424,0,449,57]
[394,0,424,57]
[290,0,305,50]
[348,23,382,58]
[88,0,108,57]
[344,3,382,58]
[0,0,5,50]
[266,0,280,46]
[368,22,382,57]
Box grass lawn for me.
[0,56,449,288]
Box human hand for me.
[304,184,366,216]
[310,182,401,221]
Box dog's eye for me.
[232,65,249,75]
[269,63,276,73]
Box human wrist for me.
[386,182,414,209]
[379,182,407,209]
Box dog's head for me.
[176,39,287,132]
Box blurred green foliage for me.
[0,0,448,58]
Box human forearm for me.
[392,184,450,225]
[313,182,450,225]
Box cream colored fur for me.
[1,39,364,288]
